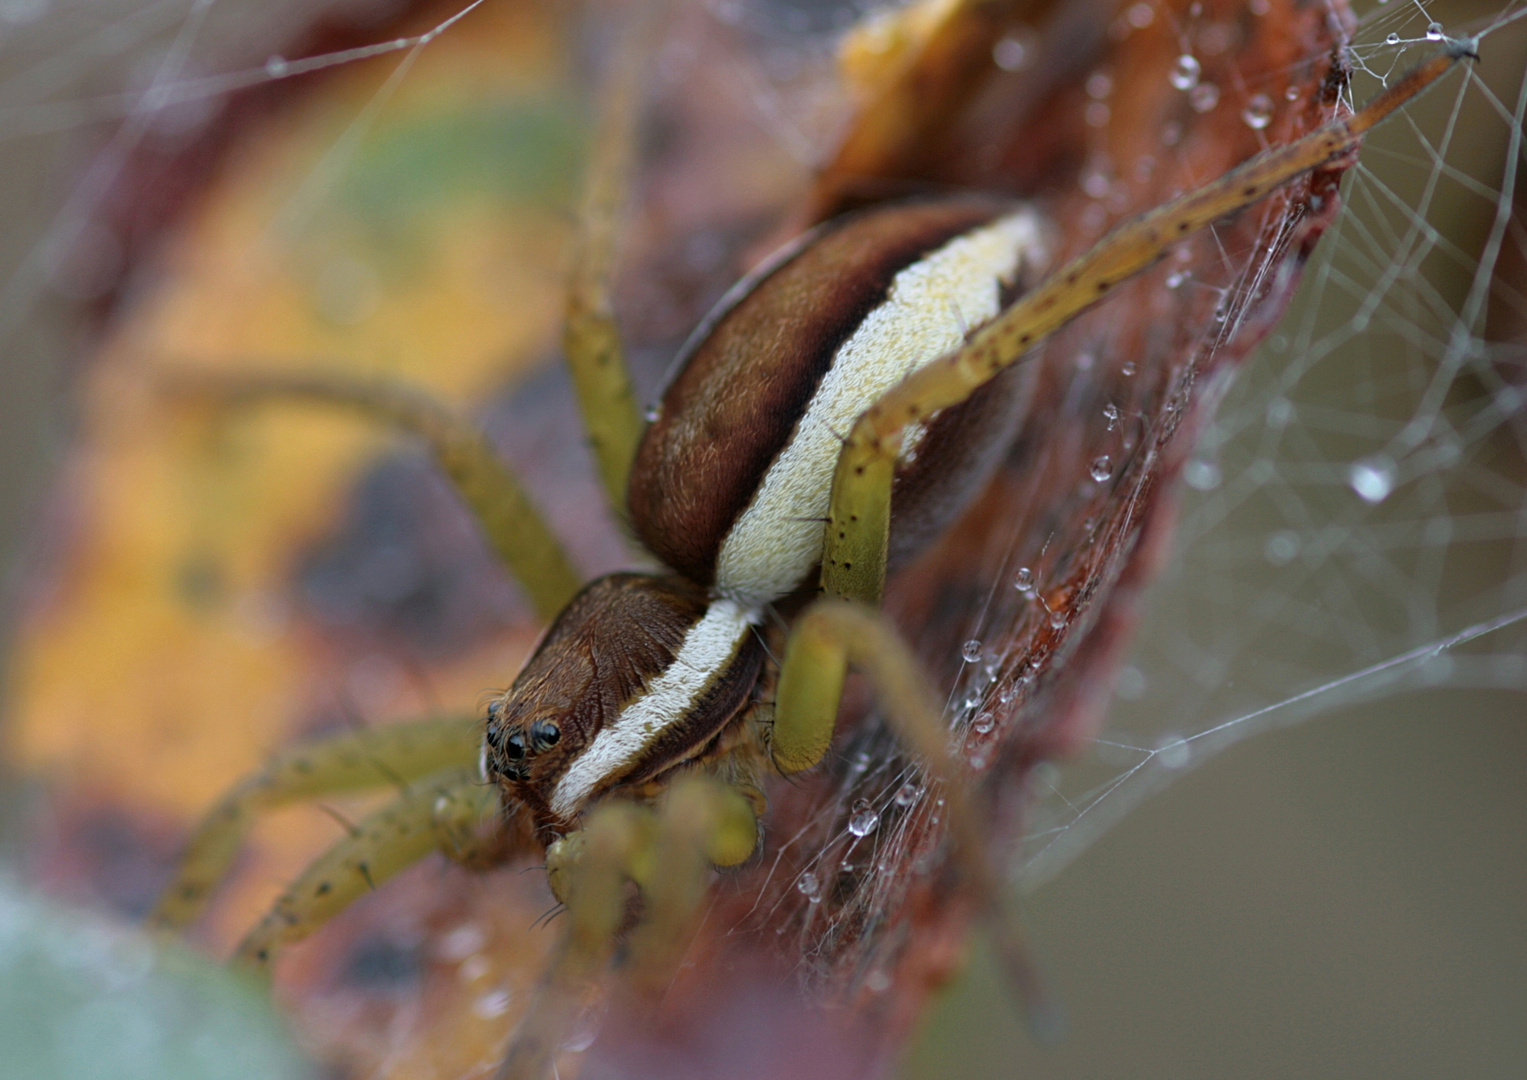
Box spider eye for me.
[530,720,561,752]
[503,731,526,760]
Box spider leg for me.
[232,766,499,969]
[499,777,757,1080]
[162,372,583,621]
[149,715,481,931]
[561,3,663,511]
[772,598,1058,1035]
[821,43,1472,604]
[622,775,757,981]
[497,800,646,1080]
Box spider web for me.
[1016,0,1527,887]
[0,0,1522,1077]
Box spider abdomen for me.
[628,197,1049,607]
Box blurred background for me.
[0,0,1522,1078]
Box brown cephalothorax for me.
[484,573,764,840]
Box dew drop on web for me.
[848,800,880,837]
[1348,458,1395,503]
[796,871,821,902]
[1241,93,1273,129]
[1169,53,1201,90]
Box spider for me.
[135,2,1474,1076]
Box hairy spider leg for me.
[232,766,500,969]
[150,715,482,932]
[821,42,1477,605]
[164,372,582,620]
[561,2,663,510]
[500,775,756,1080]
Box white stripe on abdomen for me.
[713,209,1044,606]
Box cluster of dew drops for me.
[990,0,1446,243]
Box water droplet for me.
[1115,664,1146,699]
[1075,350,1096,371]
[1348,457,1395,503]
[1121,360,1137,377]
[1169,54,1201,91]
[1159,120,1183,147]
[1086,71,1113,99]
[1426,22,1443,40]
[1165,270,1187,289]
[971,712,995,735]
[1085,102,1111,128]
[473,988,513,1018]
[865,969,892,993]
[961,639,983,663]
[1155,733,1191,769]
[1183,459,1221,490]
[265,55,289,78]
[1089,455,1113,482]
[992,35,1029,71]
[644,404,661,422]
[1241,93,1273,129]
[1081,167,1112,199]
[1126,2,1154,28]
[562,1005,603,1052]
[797,871,821,901]
[1263,530,1300,566]
[1265,397,1294,428]
[1049,609,1067,629]
[1103,403,1121,430]
[1385,31,1401,44]
[1013,567,1035,593]
[437,922,487,961]
[1189,82,1220,113]
[848,800,880,837]
[894,782,921,807]
[1285,85,1300,102]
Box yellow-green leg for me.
[150,715,481,931]
[163,373,582,621]
[560,3,665,509]
[232,766,499,969]
[500,776,757,1080]
[623,775,757,979]
[820,44,1470,605]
